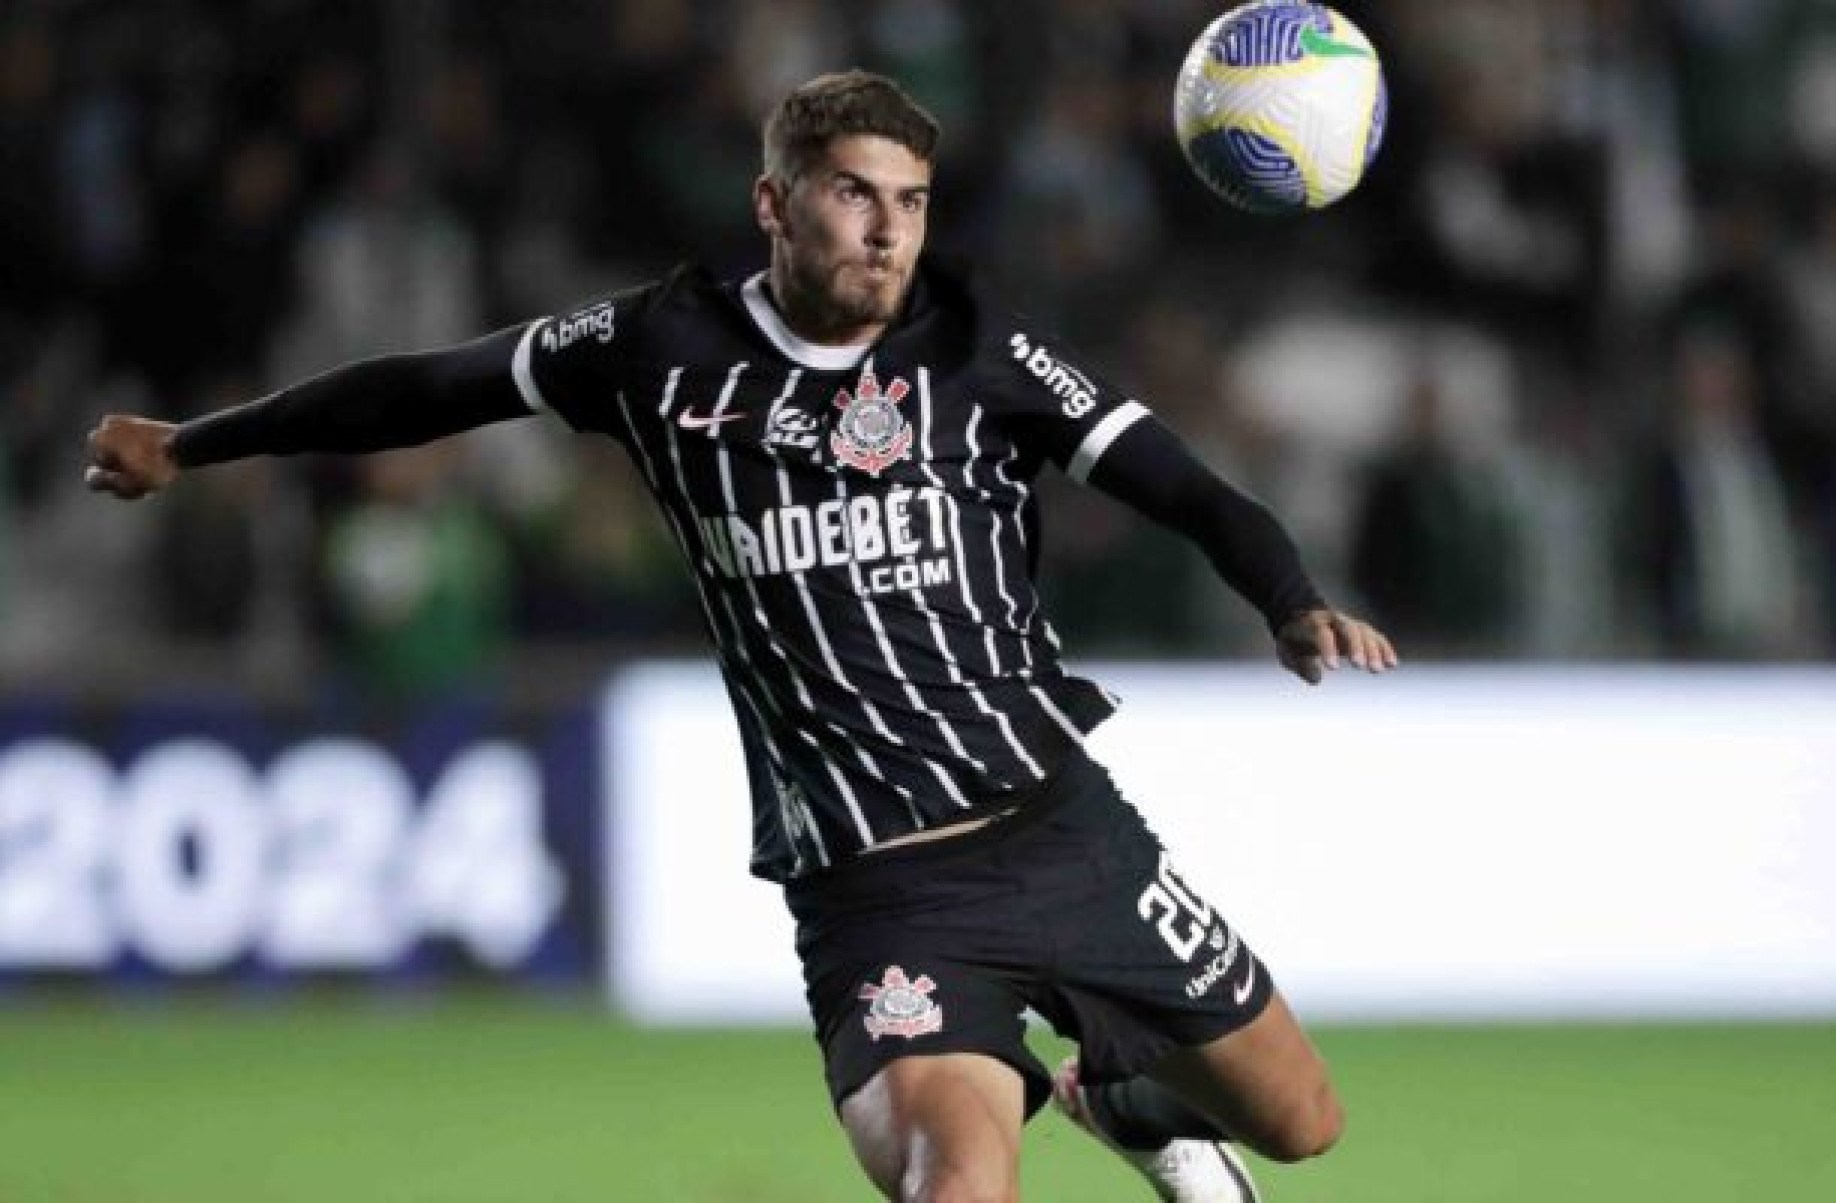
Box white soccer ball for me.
[1174,2,1387,214]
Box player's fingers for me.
[1351,621,1386,672]
[1336,616,1399,673]
[86,430,124,472]
[1313,616,1341,670]
[1275,636,1319,685]
[1352,622,1398,671]
[1333,616,1371,670]
[84,466,146,499]
[1285,652,1322,685]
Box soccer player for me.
[87,72,1396,1203]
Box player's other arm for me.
[84,325,534,501]
[1086,416,1399,684]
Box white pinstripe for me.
[616,380,831,869]
[916,368,1044,780]
[711,366,914,827]
[657,369,877,849]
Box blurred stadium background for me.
[2,1,1833,1200]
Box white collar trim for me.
[741,273,872,370]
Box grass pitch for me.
[3,999,1832,1202]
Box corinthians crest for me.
[859,966,944,1041]
[830,365,914,476]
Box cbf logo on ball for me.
[1174,2,1387,213]
[831,364,914,476]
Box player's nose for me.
[864,200,908,250]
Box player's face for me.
[757,135,932,343]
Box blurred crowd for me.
[3,0,1834,698]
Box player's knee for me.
[1259,1082,1344,1163]
[901,1160,1019,1203]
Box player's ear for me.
[754,174,790,239]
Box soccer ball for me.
[1174,2,1387,214]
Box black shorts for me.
[785,749,1275,1118]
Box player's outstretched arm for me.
[83,324,535,502]
[1081,414,1398,684]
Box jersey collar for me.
[740,273,875,372]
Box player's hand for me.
[1275,607,1398,685]
[85,415,181,500]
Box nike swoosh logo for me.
[1300,26,1372,60]
[1232,959,1257,1006]
[677,410,748,431]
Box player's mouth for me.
[826,259,907,320]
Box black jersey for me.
[511,257,1155,881]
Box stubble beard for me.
[783,254,908,339]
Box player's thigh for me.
[1149,987,1343,1163]
[840,1051,1026,1203]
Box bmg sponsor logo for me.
[1009,331,1098,419]
[541,301,616,351]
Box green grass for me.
[3,999,1833,1201]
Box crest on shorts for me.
[859,965,943,1041]
[830,365,914,477]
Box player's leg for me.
[1050,988,1337,1203]
[840,1051,1026,1203]
[1052,988,1338,1201]
[1054,1056,1265,1203]
[1027,754,1343,1197]
[788,887,1052,1200]
[1143,987,1342,1162]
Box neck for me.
[766,260,886,348]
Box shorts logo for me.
[859,966,943,1041]
[1185,927,1242,1000]
[831,366,914,477]
[1231,957,1258,1006]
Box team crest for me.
[859,966,943,1041]
[830,366,914,476]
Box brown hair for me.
[762,70,940,182]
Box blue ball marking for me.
[1186,127,1307,215]
[1364,79,1388,171]
[1210,2,1331,69]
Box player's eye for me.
[900,193,928,213]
